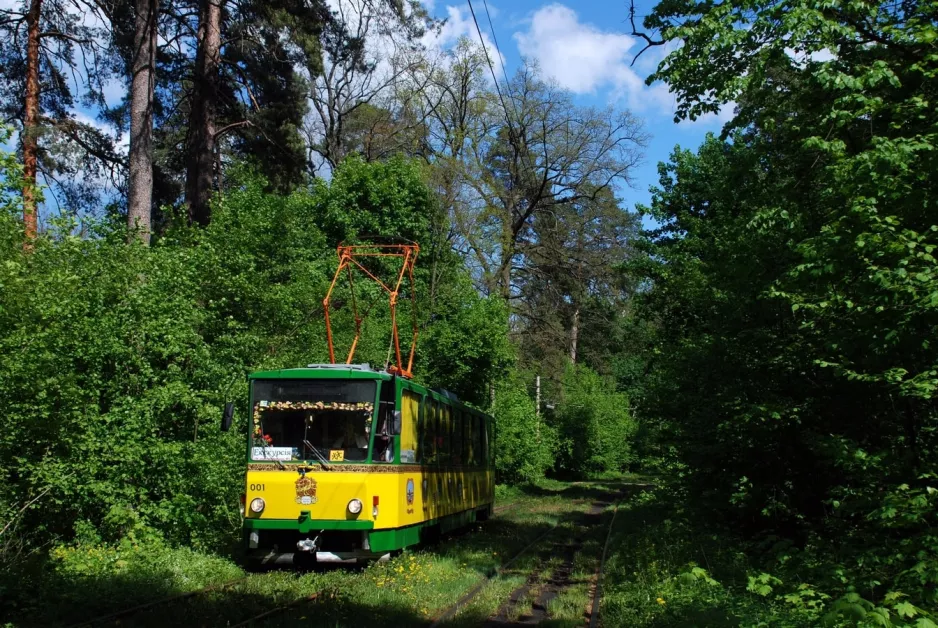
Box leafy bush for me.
[552,363,637,477]
[491,379,555,484]
[0,155,509,569]
[631,0,938,615]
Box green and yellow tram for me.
[239,363,495,565]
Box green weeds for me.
[2,480,621,627]
[599,486,938,628]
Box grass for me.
[12,475,916,628]
[598,485,829,628]
[2,479,626,628]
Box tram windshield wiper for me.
[260,440,286,470]
[303,439,332,469]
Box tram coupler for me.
[296,534,321,553]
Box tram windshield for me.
[250,379,377,462]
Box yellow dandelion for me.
[656,597,666,605]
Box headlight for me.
[347,498,363,514]
[249,497,265,513]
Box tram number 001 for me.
[249,483,265,491]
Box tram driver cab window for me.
[249,379,375,463]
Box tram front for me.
[237,364,397,566]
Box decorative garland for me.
[252,400,375,444]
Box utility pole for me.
[535,375,540,417]
[535,375,541,441]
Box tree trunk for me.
[570,306,579,364]
[127,0,157,244]
[500,258,511,300]
[185,0,222,226]
[22,0,41,245]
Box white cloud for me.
[513,4,683,117]
[514,4,634,94]
[423,4,504,68]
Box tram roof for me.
[249,364,391,380]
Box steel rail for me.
[228,589,325,628]
[588,503,620,628]
[65,577,249,628]
[428,521,559,627]
[430,494,619,626]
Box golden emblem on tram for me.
[295,475,318,505]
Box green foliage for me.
[491,378,555,484]
[0,155,509,592]
[315,155,433,246]
[552,363,636,477]
[632,0,938,619]
[600,486,938,628]
[418,275,512,406]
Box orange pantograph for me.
[323,242,420,379]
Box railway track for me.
[228,588,328,628]
[66,577,250,627]
[429,494,621,627]
[62,502,531,628]
[66,576,332,628]
[587,503,619,628]
[64,492,625,628]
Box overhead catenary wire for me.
[475,0,539,187]
[466,0,543,302]
[466,0,517,142]
[480,0,514,93]
[466,0,541,183]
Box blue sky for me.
[2,0,733,220]
[422,0,733,213]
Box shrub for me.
[492,380,555,483]
[552,363,637,477]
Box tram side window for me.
[463,412,472,466]
[486,418,493,466]
[443,404,452,465]
[467,414,475,467]
[433,400,440,466]
[450,408,460,465]
[427,399,436,465]
[417,395,427,464]
[479,416,489,467]
[435,400,442,464]
[433,400,442,465]
[460,410,468,465]
[470,414,480,467]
